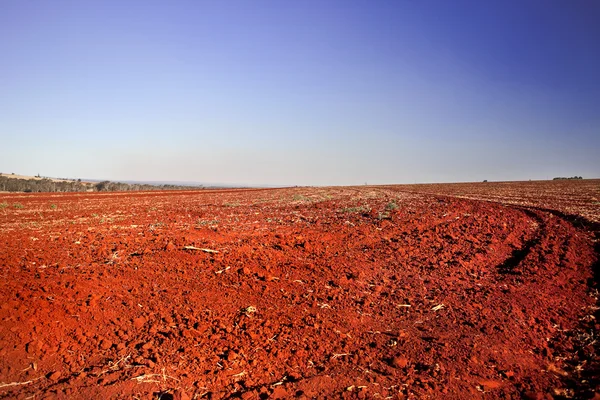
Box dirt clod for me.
[133,317,146,329]
[391,356,409,368]
[173,389,190,400]
[47,371,61,381]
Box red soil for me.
[0,183,598,399]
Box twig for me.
[131,373,179,384]
[183,246,219,253]
[133,377,161,384]
[230,371,246,378]
[331,353,351,359]
[271,376,288,387]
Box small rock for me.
[48,371,61,381]
[480,380,502,390]
[25,341,36,354]
[523,392,552,400]
[133,317,146,329]
[100,340,112,350]
[165,242,176,251]
[241,391,256,400]
[391,356,409,368]
[503,370,514,378]
[142,342,153,350]
[271,386,288,399]
[173,390,191,400]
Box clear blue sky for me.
[1,0,598,185]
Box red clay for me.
[0,182,598,399]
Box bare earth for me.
[0,180,598,399]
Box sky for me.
[1,0,599,186]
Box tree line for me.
[553,176,583,180]
[0,175,203,193]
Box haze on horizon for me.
[1,1,599,186]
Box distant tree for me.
[95,181,111,191]
[0,174,201,193]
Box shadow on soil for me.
[496,208,544,276]
[496,237,540,275]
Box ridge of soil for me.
[0,182,598,399]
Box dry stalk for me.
[183,246,219,253]
[0,376,44,389]
[271,376,288,387]
[98,354,131,376]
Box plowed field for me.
[1,181,598,399]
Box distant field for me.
[397,179,600,223]
[0,181,598,398]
